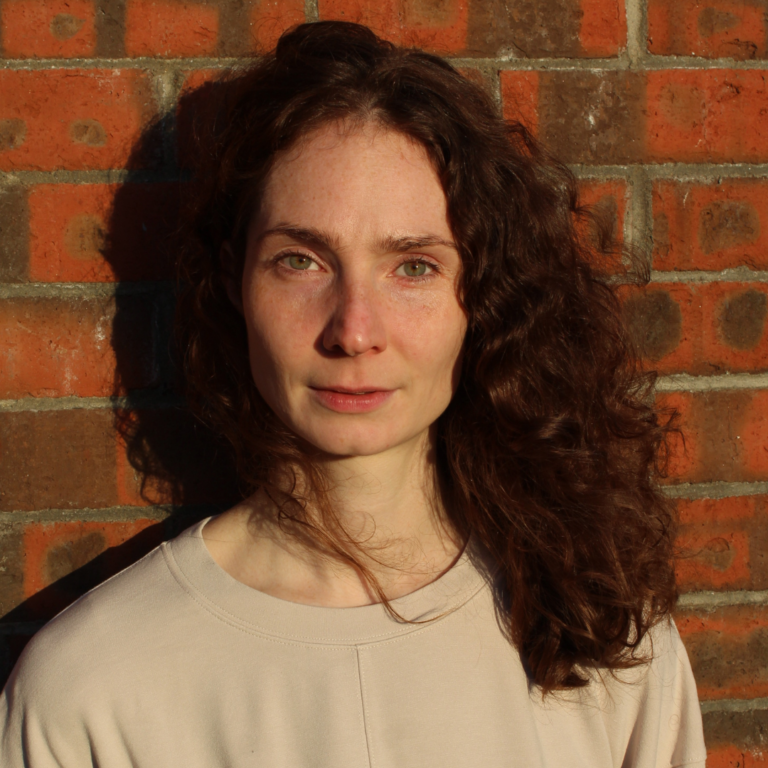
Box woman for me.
[1,21,706,768]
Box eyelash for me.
[273,252,441,279]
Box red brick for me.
[0,70,157,171]
[660,390,768,484]
[578,0,626,56]
[116,408,240,507]
[125,0,218,57]
[653,180,768,273]
[20,519,163,619]
[28,183,178,282]
[249,0,305,53]
[318,0,469,53]
[0,296,158,399]
[0,184,29,282]
[578,178,627,238]
[0,410,118,512]
[1,0,96,57]
[0,526,24,618]
[500,71,539,134]
[676,495,768,591]
[538,71,645,164]
[677,606,768,700]
[624,282,768,375]
[647,69,768,164]
[648,0,768,60]
[536,70,768,164]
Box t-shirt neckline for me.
[164,517,489,646]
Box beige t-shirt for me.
[1,518,707,768]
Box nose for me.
[321,276,387,356]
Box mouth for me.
[308,386,395,413]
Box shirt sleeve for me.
[621,618,707,768]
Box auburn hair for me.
[175,20,678,693]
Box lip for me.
[309,386,395,413]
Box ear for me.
[220,241,244,315]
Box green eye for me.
[286,254,314,270]
[401,261,428,277]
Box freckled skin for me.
[240,122,467,459]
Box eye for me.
[395,260,435,278]
[280,253,320,271]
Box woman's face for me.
[239,121,466,458]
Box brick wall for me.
[0,0,766,762]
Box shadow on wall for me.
[1,76,247,681]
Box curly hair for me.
[175,20,678,693]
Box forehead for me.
[253,121,450,239]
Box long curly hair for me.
[175,20,678,693]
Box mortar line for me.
[304,0,319,23]
[700,697,768,714]
[624,0,646,68]
[0,170,188,184]
[0,505,174,523]
[661,481,768,500]
[5,55,768,72]
[655,373,768,391]
[678,590,768,609]
[650,268,768,284]
[0,393,185,412]
[6,164,768,188]
[626,165,652,268]
[0,282,174,299]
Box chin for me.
[298,422,415,458]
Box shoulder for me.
[608,617,707,768]
[0,538,192,767]
[6,541,179,696]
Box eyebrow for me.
[257,224,458,254]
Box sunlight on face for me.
[240,121,467,458]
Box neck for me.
[204,428,463,606]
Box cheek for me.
[388,294,466,381]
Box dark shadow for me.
[1,75,247,685]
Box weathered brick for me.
[0,295,159,398]
[660,390,768,484]
[578,178,627,242]
[249,0,306,53]
[18,519,163,619]
[520,70,768,164]
[704,707,768,768]
[0,70,157,171]
[318,0,470,53]
[28,183,178,282]
[624,282,768,375]
[653,179,768,272]
[116,408,240,507]
[0,410,118,512]
[317,0,624,57]
[677,606,768,701]
[537,71,645,164]
[646,69,768,164]
[125,0,218,57]
[0,526,24,619]
[676,495,768,591]
[648,0,768,60]
[579,0,626,57]
[0,184,29,282]
[500,70,539,133]
[623,283,691,369]
[1,0,97,57]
